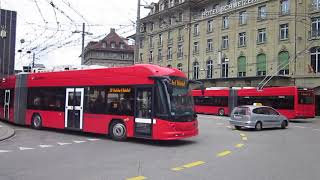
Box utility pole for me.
[73,23,92,65]
[134,0,141,64]
[32,52,35,69]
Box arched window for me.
[311,47,320,73]
[177,63,183,71]
[257,53,266,76]
[206,60,213,78]
[238,56,246,77]
[193,62,199,80]
[167,64,172,68]
[278,51,289,75]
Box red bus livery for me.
[193,86,315,119]
[0,64,198,140]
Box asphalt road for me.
[0,115,320,180]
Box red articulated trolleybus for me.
[0,64,198,140]
[193,86,315,119]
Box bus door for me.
[134,87,153,138]
[4,90,10,120]
[65,88,84,130]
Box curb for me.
[0,122,15,141]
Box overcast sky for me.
[0,0,155,70]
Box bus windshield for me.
[298,91,314,104]
[168,77,194,122]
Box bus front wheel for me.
[109,120,127,141]
[31,114,42,130]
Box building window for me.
[222,36,229,49]
[193,42,199,54]
[311,47,320,73]
[177,45,183,58]
[258,5,267,20]
[207,39,213,52]
[194,24,199,36]
[102,42,106,48]
[158,49,163,62]
[178,12,183,22]
[206,60,213,79]
[207,20,213,32]
[120,43,125,49]
[149,36,154,48]
[239,11,247,25]
[280,24,289,40]
[193,62,199,80]
[150,22,154,31]
[149,51,153,62]
[169,0,174,8]
[167,64,172,68]
[179,0,185,4]
[139,53,143,62]
[278,51,289,75]
[167,47,173,60]
[158,33,163,46]
[311,17,320,38]
[111,42,116,48]
[280,0,289,15]
[239,32,246,47]
[222,16,229,29]
[177,63,183,71]
[221,58,229,78]
[257,28,267,43]
[168,30,173,44]
[313,0,320,10]
[257,53,267,76]
[159,2,164,11]
[139,38,144,48]
[238,56,246,77]
[121,54,125,59]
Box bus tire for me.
[31,114,42,130]
[218,108,225,116]
[255,122,262,131]
[109,120,127,141]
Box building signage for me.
[201,0,259,18]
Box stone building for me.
[137,0,320,115]
[83,28,134,67]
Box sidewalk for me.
[0,120,15,141]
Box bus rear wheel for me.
[31,114,42,130]
[109,121,127,141]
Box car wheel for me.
[235,126,241,130]
[281,121,287,129]
[218,108,225,116]
[31,114,42,130]
[255,122,262,131]
[109,121,127,141]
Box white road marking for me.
[19,147,34,151]
[313,129,320,131]
[39,145,53,148]
[73,140,86,143]
[216,123,224,125]
[294,126,307,129]
[87,138,100,141]
[57,142,72,146]
[0,125,3,128]
[0,150,11,153]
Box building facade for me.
[138,0,320,115]
[83,28,134,67]
[0,9,17,77]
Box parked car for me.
[229,105,289,130]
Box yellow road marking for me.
[217,150,232,157]
[126,176,147,180]
[171,167,185,171]
[240,133,246,137]
[242,137,248,141]
[172,161,205,171]
[182,161,205,168]
[235,143,244,148]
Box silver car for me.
[229,105,289,131]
